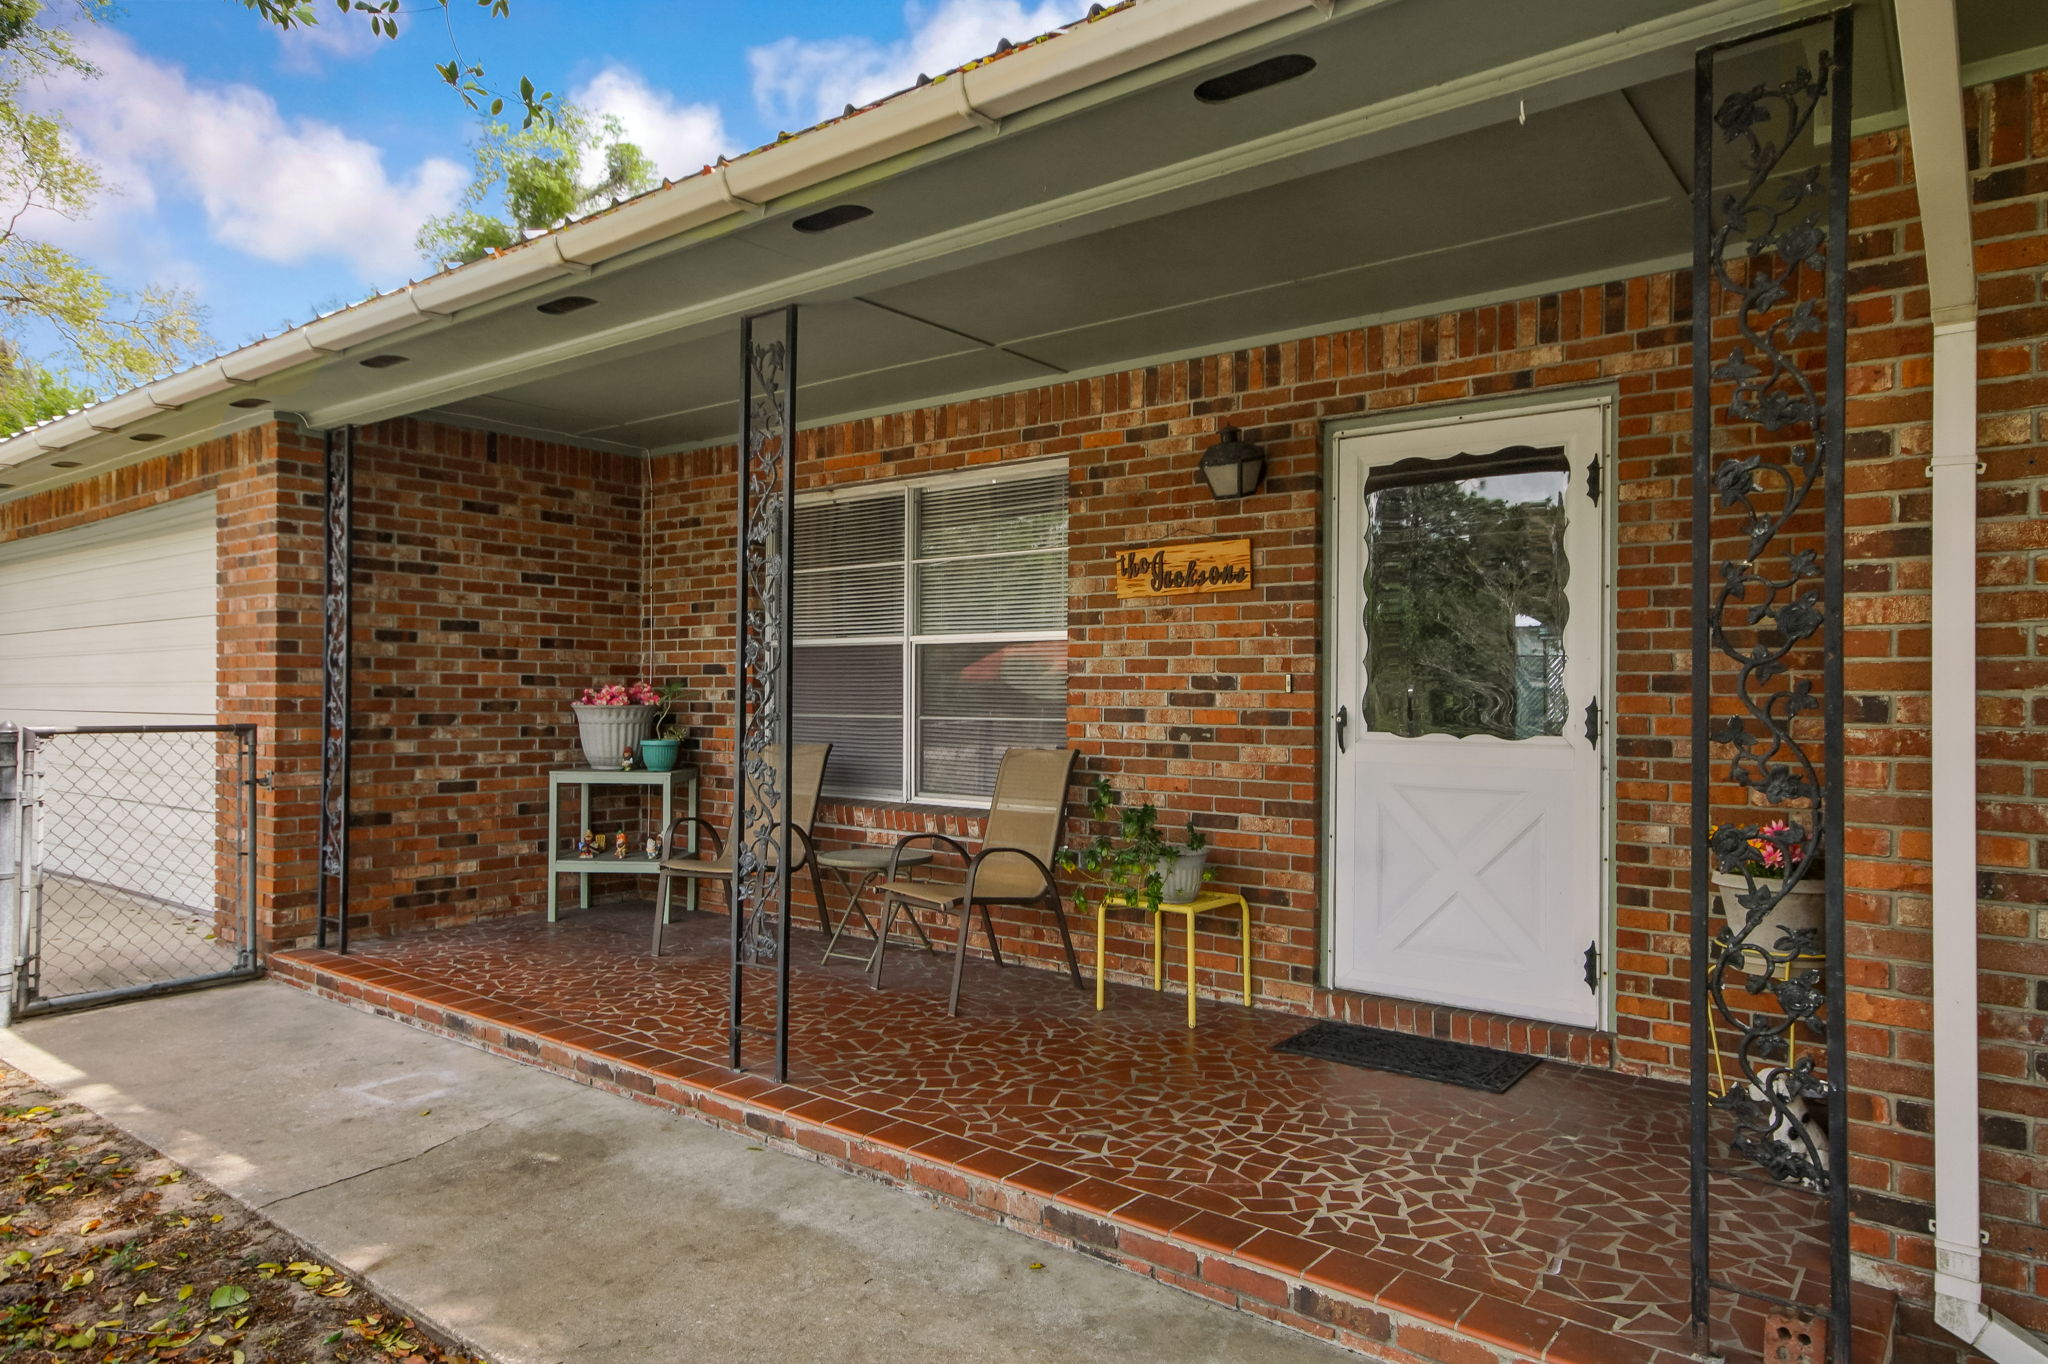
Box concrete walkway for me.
[0,981,1352,1364]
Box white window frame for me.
[794,458,1068,807]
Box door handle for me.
[1335,704,1349,754]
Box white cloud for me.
[748,0,1078,130]
[32,28,464,284]
[571,65,728,181]
[273,14,389,74]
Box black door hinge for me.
[1583,696,1601,746]
[1584,940,1600,994]
[1585,452,1602,505]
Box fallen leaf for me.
[1029,1262,1045,1270]
[209,1284,250,1310]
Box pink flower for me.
[1752,819,1802,871]
[577,680,662,706]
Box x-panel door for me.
[1329,405,1606,1028]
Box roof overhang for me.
[4,0,2045,502]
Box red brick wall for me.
[1823,76,2048,1337]
[340,419,649,938]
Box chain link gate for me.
[7,725,259,1016]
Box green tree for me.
[415,104,656,266]
[236,0,554,128]
[0,0,207,429]
[0,358,90,431]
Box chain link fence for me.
[9,725,258,1015]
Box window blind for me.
[792,466,1067,802]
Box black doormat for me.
[1274,1021,1540,1094]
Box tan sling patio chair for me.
[868,746,1083,1016]
[652,741,832,956]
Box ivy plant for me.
[1058,776,1209,915]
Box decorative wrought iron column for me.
[1688,11,1851,1358]
[316,426,354,952]
[732,307,797,1081]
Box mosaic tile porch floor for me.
[274,904,1886,1364]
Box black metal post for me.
[317,426,353,952]
[1821,12,1855,1350]
[1688,13,1853,1360]
[1687,43,1715,1340]
[732,306,798,1081]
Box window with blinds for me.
[792,464,1068,802]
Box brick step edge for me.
[267,950,1691,1364]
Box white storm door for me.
[1329,406,1605,1028]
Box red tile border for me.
[265,948,1752,1364]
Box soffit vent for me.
[1195,53,1315,104]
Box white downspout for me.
[1898,1,2048,1358]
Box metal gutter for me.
[1899,0,2048,1356]
[0,0,1322,476]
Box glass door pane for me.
[1362,447,1571,740]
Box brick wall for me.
[1823,75,2048,1339]
[340,419,648,938]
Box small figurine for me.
[619,744,636,772]
[612,830,629,860]
[578,829,598,859]
[643,832,662,861]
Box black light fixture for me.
[227,396,270,409]
[1198,427,1265,499]
[359,353,409,368]
[536,294,598,315]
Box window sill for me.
[816,798,988,836]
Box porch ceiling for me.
[4,0,2045,497]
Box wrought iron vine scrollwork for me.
[736,328,791,965]
[317,426,354,951]
[732,307,797,1080]
[1689,12,1851,1359]
[1699,45,1836,1196]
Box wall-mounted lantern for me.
[1198,427,1266,500]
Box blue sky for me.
[29,0,1080,367]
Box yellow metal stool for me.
[1093,888,1253,1028]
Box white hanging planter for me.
[571,704,655,769]
[1156,847,1209,903]
[1710,870,1824,954]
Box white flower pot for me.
[571,704,655,769]
[1156,848,1209,903]
[1711,870,1824,955]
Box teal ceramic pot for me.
[638,738,682,772]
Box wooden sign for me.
[1115,537,1252,600]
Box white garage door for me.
[0,495,217,727]
[0,497,219,918]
